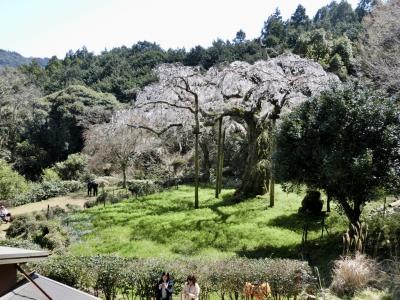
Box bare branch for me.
[127,123,183,137]
[135,100,195,114]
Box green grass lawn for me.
[67,185,348,266]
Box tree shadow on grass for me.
[237,231,343,285]
[236,244,300,259]
[208,193,260,224]
[305,234,343,286]
[267,213,326,233]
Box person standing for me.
[157,272,173,300]
[182,275,200,300]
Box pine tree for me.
[260,8,286,48]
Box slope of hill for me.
[0,49,49,68]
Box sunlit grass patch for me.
[68,185,347,259]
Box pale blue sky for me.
[0,0,359,58]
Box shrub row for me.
[10,180,83,206]
[33,256,315,300]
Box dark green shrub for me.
[0,159,28,201]
[35,231,68,250]
[299,190,323,215]
[37,256,314,299]
[365,212,400,258]
[35,255,93,289]
[90,256,126,300]
[53,153,88,180]
[36,222,70,250]
[6,214,38,238]
[6,215,70,251]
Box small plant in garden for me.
[330,254,378,298]
[342,222,368,256]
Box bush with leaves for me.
[11,180,83,206]
[0,159,28,202]
[34,255,93,290]
[5,214,40,238]
[90,256,126,300]
[126,180,161,197]
[6,215,70,251]
[36,256,314,300]
[0,238,42,250]
[41,168,61,182]
[54,153,88,181]
[365,213,400,259]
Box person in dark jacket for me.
[157,272,173,300]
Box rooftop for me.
[0,246,48,265]
[1,273,100,300]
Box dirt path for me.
[0,193,89,239]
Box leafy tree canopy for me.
[13,85,120,179]
[274,83,400,224]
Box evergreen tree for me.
[290,4,310,28]
[260,8,286,48]
[233,30,246,44]
[355,0,379,20]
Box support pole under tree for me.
[219,127,226,194]
[195,130,199,208]
[215,117,222,198]
[194,100,200,209]
[122,167,127,189]
[269,118,276,207]
[327,192,332,213]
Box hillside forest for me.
[1,0,400,299]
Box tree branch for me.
[127,123,183,137]
[135,100,195,114]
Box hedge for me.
[34,256,315,300]
[10,180,83,206]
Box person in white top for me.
[182,275,200,300]
[0,205,11,223]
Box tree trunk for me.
[237,117,270,197]
[338,196,362,226]
[122,166,127,189]
[269,178,275,207]
[215,117,222,198]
